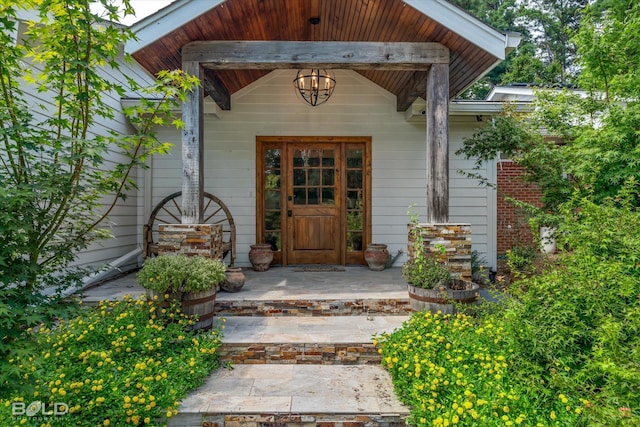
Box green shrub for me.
[502,192,640,425]
[402,255,453,289]
[137,255,227,294]
[378,188,640,426]
[375,311,587,426]
[0,295,223,426]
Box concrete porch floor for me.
[80,265,409,305]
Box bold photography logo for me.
[12,401,69,418]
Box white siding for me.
[149,69,496,269]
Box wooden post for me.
[425,63,449,223]
[181,60,204,224]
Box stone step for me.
[167,364,409,427]
[220,342,381,365]
[218,316,409,365]
[214,297,411,317]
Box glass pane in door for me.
[346,148,364,252]
[263,148,281,250]
[292,148,336,206]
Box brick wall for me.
[496,161,543,255]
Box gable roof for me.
[127,0,519,111]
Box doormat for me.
[293,265,346,272]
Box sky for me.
[92,0,175,25]
[125,0,174,23]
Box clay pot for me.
[249,244,274,271]
[364,243,390,271]
[222,267,246,292]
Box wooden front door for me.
[286,144,341,264]
[257,136,371,266]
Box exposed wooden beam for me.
[425,63,450,224]
[396,70,430,112]
[181,61,204,224]
[183,41,449,70]
[202,69,231,111]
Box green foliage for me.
[450,0,586,98]
[457,1,640,218]
[137,255,227,294]
[502,190,640,425]
[500,44,563,86]
[456,103,538,188]
[0,0,199,402]
[471,250,491,285]
[380,190,640,426]
[575,1,640,99]
[0,295,223,426]
[402,254,452,290]
[517,0,587,85]
[375,311,587,426]
[505,244,537,273]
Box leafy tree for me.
[451,0,525,99]
[0,0,198,393]
[457,0,640,214]
[452,0,589,97]
[516,0,588,85]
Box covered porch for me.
[125,0,520,270]
[82,266,409,314]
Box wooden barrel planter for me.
[407,281,480,314]
[147,288,217,331]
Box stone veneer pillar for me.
[158,224,223,260]
[408,223,472,283]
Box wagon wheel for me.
[143,191,236,266]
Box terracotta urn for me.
[249,244,274,271]
[222,267,246,292]
[364,243,390,271]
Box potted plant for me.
[471,250,490,285]
[137,254,227,330]
[403,208,479,314]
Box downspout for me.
[61,247,142,298]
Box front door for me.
[257,136,371,266]
[287,144,341,264]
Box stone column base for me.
[408,223,472,282]
[158,224,223,260]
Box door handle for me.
[288,210,292,217]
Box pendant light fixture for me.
[292,69,336,106]
[292,17,336,106]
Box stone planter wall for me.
[408,223,472,282]
[158,224,223,260]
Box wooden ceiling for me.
[131,0,501,111]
